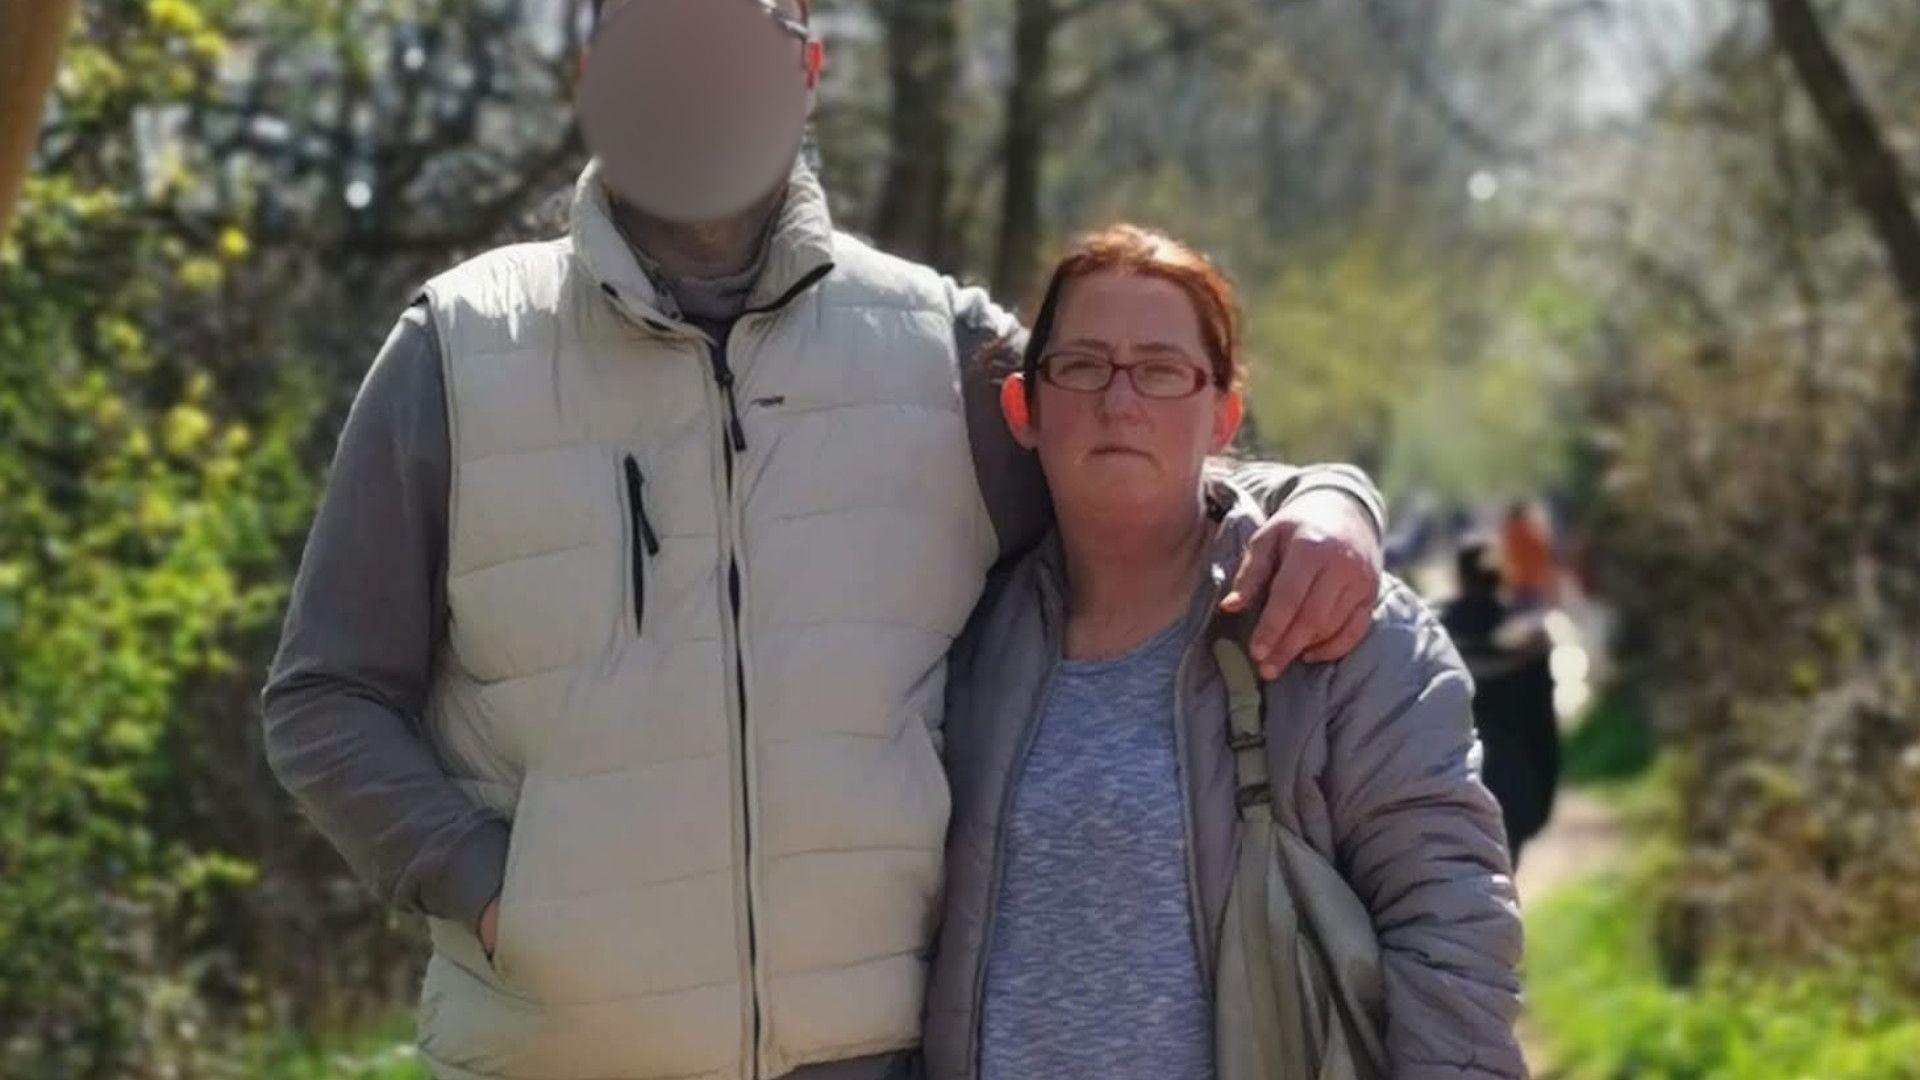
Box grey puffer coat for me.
[922,478,1527,1080]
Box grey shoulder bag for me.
[1211,640,1390,1080]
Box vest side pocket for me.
[620,454,661,637]
[484,781,533,985]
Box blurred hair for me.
[1013,223,1246,401]
[1456,537,1503,597]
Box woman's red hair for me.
[1017,224,1245,395]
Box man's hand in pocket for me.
[478,895,501,959]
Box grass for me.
[1560,683,1658,786]
[1525,874,1920,1080]
[244,1011,428,1080]
[1530,691,1920,1080]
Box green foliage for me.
[1586,324,1920,988]
[1528,874,1920,1080]
[0,200,318,1074]
[1566,5,1920,1005]
[1241,229,1589,503]
[1,3,323,1074]
[7,0,593,1070]
[1562,685,1658,786]
[244,1013,429,1080]
[1243,233,1444,470]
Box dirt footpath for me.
[1514,789,1629,1078]
[1516,789,1627,906]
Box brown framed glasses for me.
[1038,350,1214,399]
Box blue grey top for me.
[979,615,1214,1080]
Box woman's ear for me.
[1001,373,1040,450]
[1210,389,1244,454]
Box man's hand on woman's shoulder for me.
[1222,487,1384,680]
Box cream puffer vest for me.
[409,158,998,1080]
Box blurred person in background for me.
[1440,539,1560,868]
[1499,499,1560,610]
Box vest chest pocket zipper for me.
[621,455,661,636]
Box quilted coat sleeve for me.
[1224,459,1387,539]
[1320,581,1528,1080]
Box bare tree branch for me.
[1358,0,1535,162]
[1764,0,1920,382]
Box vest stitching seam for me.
[748,399,955,422]
[539,751,730,786]
[506,866,737,906]
[760,843,939,861]
[764,944,925,979]
[454,436,702,470]
[494,972,739,1010]
[418,1043,725,1080]
[755,616,951,638]
[765,502,970,530]
[451,539,601,580]
[508,844,938,910]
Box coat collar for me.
[570,154,837,327]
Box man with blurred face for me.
[261,2,1390,1077]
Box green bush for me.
[1586,319,1920,984]
[1562,685,1658,786]
[1527,875,1920,1080]
[0,8,324,1071]
[1571,0,1920,991]
[0,196,319,1072]
[243,1013,428,1080]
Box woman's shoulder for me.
[1270,573,1469,721]
[1338,575,1466,686]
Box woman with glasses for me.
[920,225,1526,1080]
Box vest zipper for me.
[708,260,834,454]
[712,352,748,453]
[701,262,832,1077]
[622,455,661,636]
[708,330,760,1076]
[728,528,758,1073]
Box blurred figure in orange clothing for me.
[1500,499,1559,610]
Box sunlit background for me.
[4,0,1918,1075]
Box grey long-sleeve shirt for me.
[260,259,1388,944]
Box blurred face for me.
[1001,271,1243,525]
[580,0,819,223]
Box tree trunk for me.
[0,0,78,239]
[993,0,1058,307]
[1765,0,1920,421]
[1765,0,1920,616]
[874,0,960,269]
